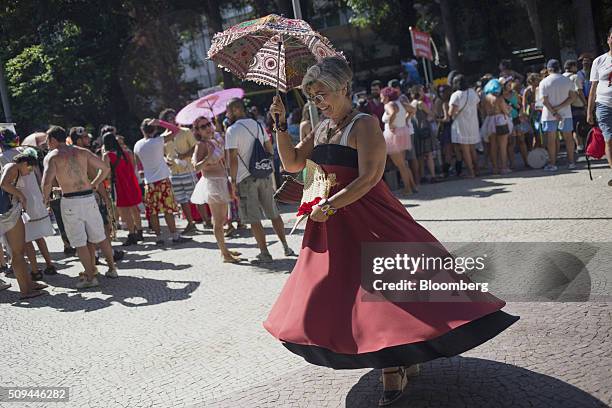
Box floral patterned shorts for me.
[145,178,178,216]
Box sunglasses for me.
[306,87,345,105]
[196,123,212,130]
[306,94,327,105]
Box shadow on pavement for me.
[4,273,200,312]
[250,257,297,274]
[345,356,608,407]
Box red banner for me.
[410,28,432,61]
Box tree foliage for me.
[344,0,418,57]
[0,0,203,139]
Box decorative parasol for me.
[207,14,343,93]
[176,88,245,125]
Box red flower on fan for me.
[296,197,322,216]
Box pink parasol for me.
[21,132,47,148]
[176,88,245,125]
[208,14,343,93]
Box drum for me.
[527,148,549,169]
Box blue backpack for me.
[236,121,273,179]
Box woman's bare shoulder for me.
[354,113,379,130]
[351,114,383,142]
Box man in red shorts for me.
[134,119,190,245]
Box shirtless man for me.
[69,127,125,263]
[41,126,118,289]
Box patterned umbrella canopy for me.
[208,14,343,93]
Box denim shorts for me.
[596,103,612,142]
[541,118,573,133]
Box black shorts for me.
[496,124,510,136]
[571,107,586,133]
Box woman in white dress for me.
[448,75,481,178]
[190,116,240,263]
[0,145,48,299]
[16,148,57,279]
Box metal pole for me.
[291,0,318,129]
[0,58,12,123]
[421,58,429,85]
[291,0,302,20]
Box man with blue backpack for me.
[225,98,294,264]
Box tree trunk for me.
[251,0,272,16]
[522,0,544,49]
[438,0,461,70]
[538,1,561,59]
[274,0,293,18]
[572,0,598,54]
[205,0,235,88]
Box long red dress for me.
[263,140,519,369]
[108,150,142,208]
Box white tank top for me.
[315,113,369,147]
[382,101,407,131]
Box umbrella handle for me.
[275,39,282,126]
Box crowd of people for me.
[350,46,612,188]
[0,103,298,298]
[1,29,611,300]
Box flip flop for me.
[222,256,241,264]
[0,281,11,291]
[19,290,47,300]
[32,283,48,291]
[31,270,43,281]
[229,250,242,256]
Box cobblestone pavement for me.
[1,160,611,408]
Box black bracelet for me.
[275,122,288,132]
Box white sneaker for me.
[544,164,558,172]
[568,162,577,170]
[105,268,119,278]
[76,276,99,289]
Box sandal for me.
[229,250,242,257]
[31,270,43,281]
[32,282,48,290]
[222,253,242,263]
[378,366,411,406]
[43,265,58,275]
[379,364,420,382]
[19,290,47,300]
[0,279,10,291]
[224,226,236,237]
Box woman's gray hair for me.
[301,56,352,97]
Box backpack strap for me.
[585,128,593,181]
[234,120,266,175]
